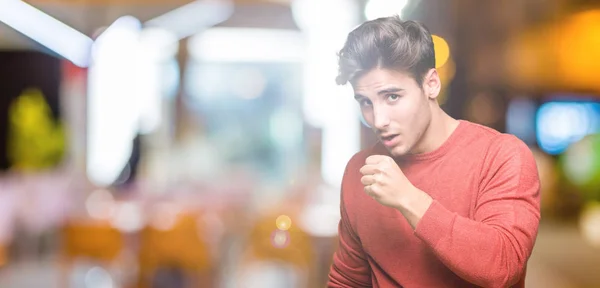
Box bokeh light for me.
[85,189,116,220]
[271,229,290,249]
[110,202,144,233]
[560,134,600,199]
[432,35,450,69]
[579,202,600,248]
[434,35,453,105]
[536,101,600,155]
[276,215,292,231]
[84,266,114,288]
[555,10,600,91]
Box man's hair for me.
[336,16,435,87]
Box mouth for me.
[380,134,400,146]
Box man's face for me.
[353,68,433,157]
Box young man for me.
[327,16,540,288]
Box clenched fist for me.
[359,155,415,209]
[359,155,433,229]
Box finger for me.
[360,164,380,176]
[360,175,376,186]
[365,155,387,165]
[361,164,391,177]
[366,155,396,166]
[364,185,380,199]
[364,185,375,197]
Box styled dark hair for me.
[336,15,435,87]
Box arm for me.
[407,135,540,287]
[328,162,372,287]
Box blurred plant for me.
[7,88,66,171]
[560,134,600,202]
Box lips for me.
[380,134,400,147]
[381,134,398,141]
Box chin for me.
[387,144,410,158]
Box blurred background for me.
[0,0,599,287]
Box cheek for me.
[386,101,424,133]
[388,104,413,124]
[397,97,424,121]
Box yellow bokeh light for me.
[432,35,450,68]
[556,9,600,91]
[276,215,292,231]
[580,202,600,248]
[507,9,600,91]
[437,56,455,105]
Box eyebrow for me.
[354,87,404,100]
[377,87,404,95]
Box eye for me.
[388,94,400,101]
[359,99,372,107]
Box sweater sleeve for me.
[414,134,541,288]
[328,157,372,287]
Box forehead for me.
[352,68,417,95]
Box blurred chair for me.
[237,212,316,288]
[137,212,214,288]
[59,220,124,287]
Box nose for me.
[372,105,390,131]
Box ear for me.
[422,69,441,100]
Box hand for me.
[359,155,414,209]
[360,155,433,229]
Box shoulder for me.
[455,121,538,181]
[458,120,502,143]
[480,132,539,185]
[440,120,503,157]
[458,121,531,158]
[486,133,534,162]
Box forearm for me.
[411,200,538,288]
[393,186,432,230]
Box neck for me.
[411,105,459,154]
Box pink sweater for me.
[328,120,540,288]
